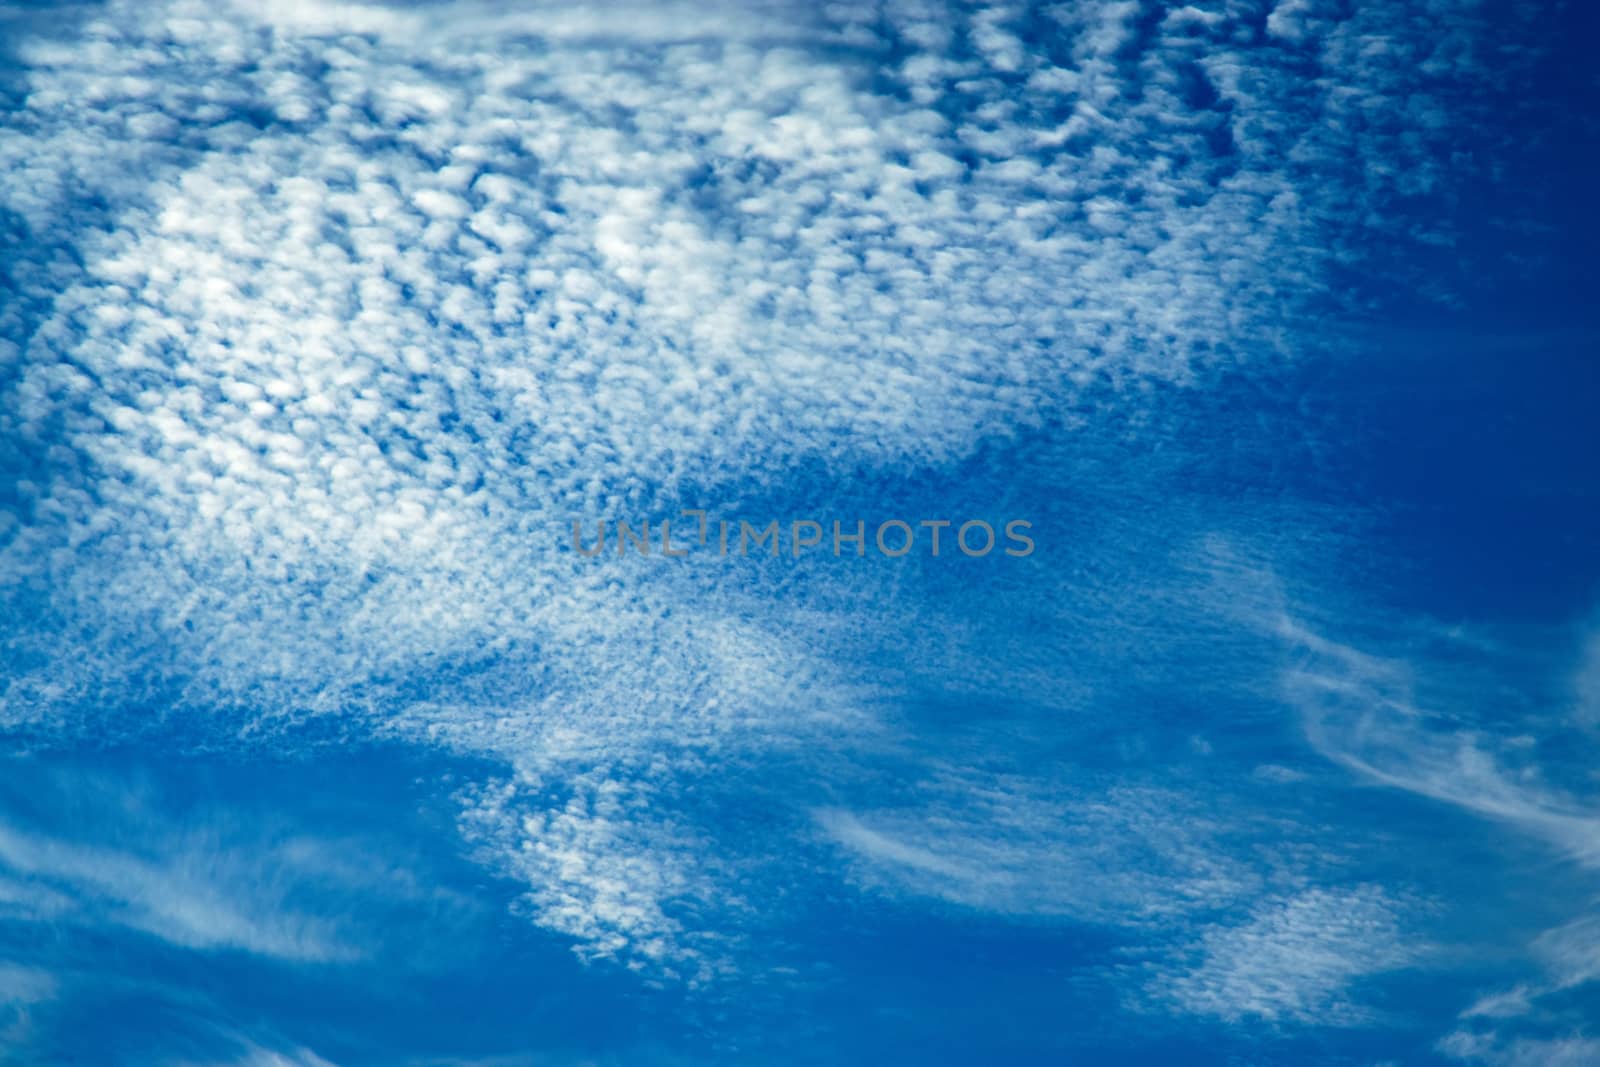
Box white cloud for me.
[0,963,54,1007]
[1263,601,1600,1047]
[1282,616,1600,867]
[1141,885,1415,1025]
[1460,985,1535,1021]
[1439,1030,1600,1067]
[235,1051,338,1067]
[457,768,737,985]
[0,0,1515,977]
[174,1038,340,1067]
[816,775,1255,923]
[0,813,354,960]
[1457,912,1600,1034]
[0,961,56,1053]
[1533,914,1600,991]
[0,760,465,964]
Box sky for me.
[1,0,1598,1063]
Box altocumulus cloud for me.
[1138,885,1417,1026]
[0,0,1529,988]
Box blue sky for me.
[1,0,1598,1063]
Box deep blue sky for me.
[2,1,1598,1064]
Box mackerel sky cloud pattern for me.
[1,1,1597,1064]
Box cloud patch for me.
[0,0,1526,981]
[1140,885,1415,1026]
